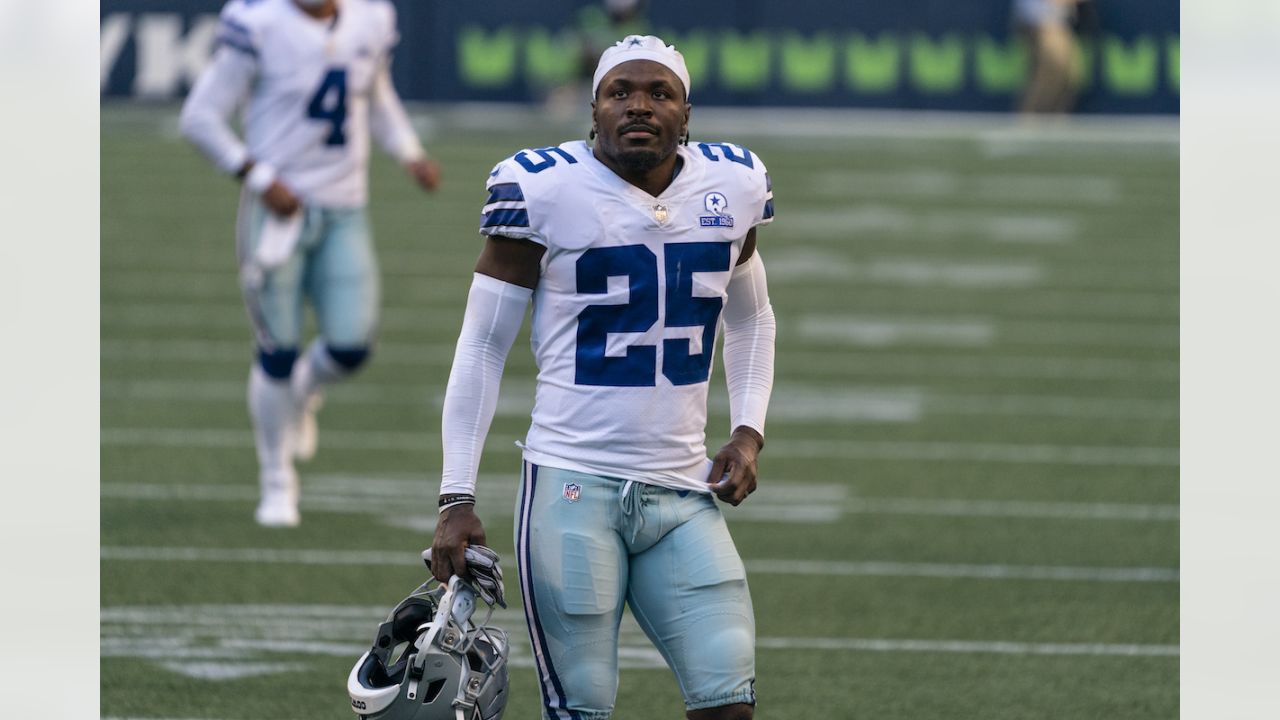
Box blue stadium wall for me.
[100,0,1179,114]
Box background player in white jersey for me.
[179,0,440,527]
[429,36,776,720]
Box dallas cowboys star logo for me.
[628,37,643,47]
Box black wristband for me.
[438,493,476,512]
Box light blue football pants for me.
[515,462,757,720]
[236,193,380,352]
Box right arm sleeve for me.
[369,62,426,164]
[178,44,256,175]
[438,273,533,499]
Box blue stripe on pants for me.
[518,462,579,720]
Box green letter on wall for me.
[526,27,578,88]
[909,34,965,93]
[1103,36,1158,95]
[845,33,899,92]
[780,33,836,92]
[975,35,1026,93]
[458,26,517,88]
[718,31,771,90]
[658,29,712,87]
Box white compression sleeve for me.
[721,252,776,436]
[178,47,256,175]
[439,273,532,499]
[369,63,426,164]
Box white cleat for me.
[255,471,300,527]
[293,394,322,462]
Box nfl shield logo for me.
[563,482,581,503]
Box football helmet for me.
[348,576,509,720]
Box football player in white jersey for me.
[429,36,776,720]
[179,0,440,527]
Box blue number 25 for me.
[307,68,347,146]
[575,242,731,387]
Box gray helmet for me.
[347,576,509,720]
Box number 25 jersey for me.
[480,140,775,492]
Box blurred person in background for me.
[179,0,440,527]
[577,0,650,73]
[547,0,650,118]
[430,35,775,720]
[1015,0,1087,113]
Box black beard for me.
[611,140,680,174]
[615,146,668,173]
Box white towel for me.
[255,210,304,270]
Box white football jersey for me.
[184,0,418,207]
[481,140,775,492]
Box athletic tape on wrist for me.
[245,162,277,194]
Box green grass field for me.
[101,105,1178,719]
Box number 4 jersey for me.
[481,140,775,492]
[184,0,418,207]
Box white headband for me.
[592,35,691,100]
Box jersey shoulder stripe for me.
[479,163,535,238]
[220,16,253,38]
[480,177,531,232]
[217,0,265,52]
[762,172,775,221]
[481,208,530,229]
[486,182,525,203]
[217,35,258,57]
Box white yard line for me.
[847,497,1177,522]
[746,559,1177,583]
[99,427,1178,467]
[799,170,1125,205]
[104,303,1182,345]
[100,339,456,366]
[760,387,1176,421]
[101,478,1177,523]
[780,205,1081,244]
[755,637,1177,657]
[798,315,1179,349]
[99,599,1178,685]
[99,546,1177,583]
[772,439,1178,467]
[100,303,449,333]
[797,316,998,347]
[103,263,1177,317]
[103,378,1177,421]
[102,338,1177,382]
[763,252,1045,288]
[782,351,1177,381]
[103,270,469,301]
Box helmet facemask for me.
[349,577,510,720]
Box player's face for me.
[592,61,690,175]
